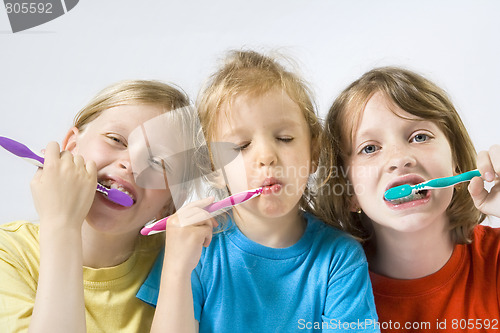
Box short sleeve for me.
[136,248,164,307]
[0,226,39,332]
[322,242,380,333]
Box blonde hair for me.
[315,66,485,243]
[197,50,322,212]
[74,80,190,130]
[74,80,191,217]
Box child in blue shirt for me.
[137,50,380,333]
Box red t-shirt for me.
[370,225,500,333]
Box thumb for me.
[468,177,498,215]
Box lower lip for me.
[261,184,282,195]
[97,192,132,210]
[384,191,431,210]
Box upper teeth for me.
[390,190,426,205]
[99,180,134,199]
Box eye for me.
[233,142,250,152]
[149,156,171,172]
[106,134,127,147]
[277,137,294,143]
[361,144,379,155]
[411,133,429,143]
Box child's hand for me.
[30,142,97,230]
[163,197,218,276]
[468,145,500,217]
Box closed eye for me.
[277,137,293,143]
[233,142,250,152]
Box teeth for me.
[390,190,427,205]
[99,180,134,199]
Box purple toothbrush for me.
[0,136,134,207]
[141,187,263,235]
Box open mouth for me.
[98,178,136,204]
[384,174,430,206]
[387,189,429,205]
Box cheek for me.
[78,142,109,166]
[222,155,250,192]
[348,164,377,199]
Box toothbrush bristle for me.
[388,190,428,204]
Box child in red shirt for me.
[316,66,500,332]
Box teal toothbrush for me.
[384,169,481,201]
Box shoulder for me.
[0,221,39,251]
[470,224,500,258]
[0,221,40,278]
[303,213,367,273]
[305,212,364,253]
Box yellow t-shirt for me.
[0,221,164,332]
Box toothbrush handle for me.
[205,190,260,213]
[0,136,45,167]
[423,170,481,189]
[140,188,263,235]
[0,136,133,207]
[140,199,236,236]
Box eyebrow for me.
[355,119,438,142]
[219,119,303,141]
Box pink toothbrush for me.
[140,187,264,235]
[0,136,134,207]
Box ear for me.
[348,195,360,213]
[62,127,80,153]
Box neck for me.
[233,206,306,248]
[369,214,454,279]
[81,222,138,268]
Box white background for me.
[1,0,499,225]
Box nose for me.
[256,141,277,167]
[116,152,132,172]
[386,144,417,173]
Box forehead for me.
[88,104,164,131]
[353,92,447,141]
[217,88,307,137]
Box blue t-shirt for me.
[137,212,379,332]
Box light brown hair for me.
[315,66,485,243]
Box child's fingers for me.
[43,142,61,165]
[196,218,216,247]
[73,154,85,168]
[60,150,74,163]
[487,145,500,177]
[85,160,97,178]
[468,177,487,205]
[477,149,495,182]
[468,177,500,216]
[30,167,43,186]
[203,229,213,247]
[178,210,214,227]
